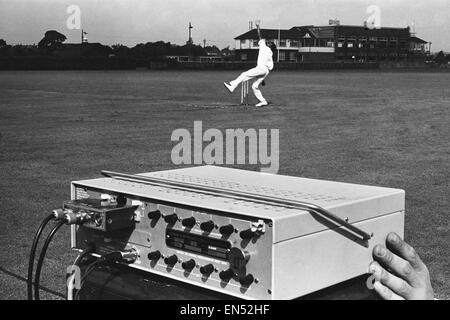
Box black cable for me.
[74,251,126,300]
[73,243,95,266]
[80,260,106,284]
[67,244,95,300]
[27,213,55,300]
[74,259,106,300]
[33,220,66,300]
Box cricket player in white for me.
[224,23,274,107]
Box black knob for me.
[219,269,234,281]
[182,217,196,228]
[148,210,161,220]
[240,229,256,240]
[199,264,215,275]
[200,220,215,232]
[229,248,250,271]
[164,255,178,266]
[181,259,196,270]
[219,224,235,236]
[147,251,161,261]
[239,274,254,286]
[164,214,178,224]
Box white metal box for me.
[71,166,404,299]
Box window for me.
[289,52,297,61]
[279,51,286,61]
[358,43,364,48]
[338,42,344,48]
[290,40,300,47]
[253,40,259,47]
[348,42,354,48]
[240,39,246,45]
[327,41,334,47]
[279,40,287,47]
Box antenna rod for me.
[101,170,372,241]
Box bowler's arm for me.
[256,22,262,40]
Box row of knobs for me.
[148,251,254,286]
[219,270,255,286]
[148,251,214,276]
[148,210,256,239]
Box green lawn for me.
[0,70,448,299]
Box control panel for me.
[73,188,273,299]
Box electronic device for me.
[70,166,405,300]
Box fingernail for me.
[388,233,399,243]
[369,264,377,274]
[375,246,386,256]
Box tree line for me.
[0,30,232,61]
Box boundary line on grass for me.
[0,266,66,299]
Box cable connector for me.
[100,249,138,264]
[120,248,139,263]
[53,208,89,225]
[52,209,67,221]
[64,211,92,225]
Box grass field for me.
[0,70,448,300]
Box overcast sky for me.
[1,0,449,51]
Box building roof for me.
[335,25,410,37]
[410,36,428,44]
[294,25,411,38]
[290,26,335,38]
[234,29,302,40]
[236,25,417,41]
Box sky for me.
[1,0,449,51]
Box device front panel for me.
[72,186,274,300]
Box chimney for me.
[329,19,340,26]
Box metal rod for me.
[101,170,372,240]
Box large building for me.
[235,22,428,63]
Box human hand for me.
[369,232,434,300]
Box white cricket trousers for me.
[230,66,270,103]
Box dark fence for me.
[0,57,386,71]
[0,56,137,70]
[167,61,380,71]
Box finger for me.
[369,261,413,299]
[373,244,421,287]
[373,281,404,300]
[386,233,427,272]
